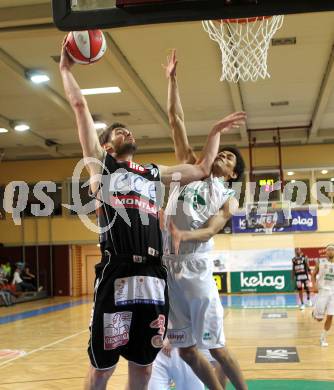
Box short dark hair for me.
[98,122,127,146]
[220,146,245,184]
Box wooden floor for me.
[0,295,333,389]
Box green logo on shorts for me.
[203,332,212,341]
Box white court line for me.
[0,329,88,369]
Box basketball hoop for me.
[260,213,277,234]
[261,220,276,234]
[202,15,284,82]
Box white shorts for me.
[164,254,225,349]
[313,289,334,319]
[148,348,209,390]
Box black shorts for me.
[296,277,310,290]
[88,252,169,369]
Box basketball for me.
[65,30,107,65]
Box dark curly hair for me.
[220,146,245,184]
[98,122,127,146]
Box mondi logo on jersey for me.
[231,270,292,293]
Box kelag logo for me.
[240,272,285,290]
[231,270,293,293]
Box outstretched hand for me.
[212,111,247,134]
[162,49,178,78]
[59,35,75,71]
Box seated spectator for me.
[3,262,11,278]
[21,267,36,288]
[12,267,35,292]
[0,286,16,306]
[0,266,8,286]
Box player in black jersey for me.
[292,248,312,310]
[59,42,246,390]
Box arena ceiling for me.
[0,1,334,161]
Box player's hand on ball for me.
[60,36,75,71]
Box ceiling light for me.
[0,128,8,133]
[331,178,334,182]
[81,87,121,95]
[96,243,100,247]
[290,180,296,183]
[94,121,107,130]
[271,37,297,46]
[26,70,50,84]
[321,169,328,174]
[14,124,30,132]
[287,171,294,176]
[270,101,289,107]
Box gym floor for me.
[0,294,333,389]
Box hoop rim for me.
[220,15,272,24]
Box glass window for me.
[316,179,334,208]
[68,181,96,215]
[284,179,310,205]
[25,183,63,217]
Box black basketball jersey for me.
[292,256,308,276]
[97,153,162,257]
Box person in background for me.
[312,244,334,347]
[292,248,312,310]
[21,266,37,288]
[12,267,35,292]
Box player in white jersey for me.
[312,244,334,347]
[162,50,247,390]
[148,338,223,390]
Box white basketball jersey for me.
[164,176,234,254]
[318,258,334,291]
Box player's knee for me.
[179,346,197,364]
[90,366,114,384]
[129,362,152,384]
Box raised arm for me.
[196,112,246,165]
[169,197,238,254]
[59,40,104,172]
[164,50,197,164]
[159,112,246,186]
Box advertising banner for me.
[231,270,293,293]
[232,209,317,234]
[212,248,294,273]
[300,247,327,268]
[213,273,227,293]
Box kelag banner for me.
[231,270,293,293]
[232,209,317,233]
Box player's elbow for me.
[205,228,216,240]
[70,96,86,111]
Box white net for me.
[202,16,284,82]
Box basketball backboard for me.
[52,0,334,31]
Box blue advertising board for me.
[232,209,317,234]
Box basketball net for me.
[260,213,277,234]
[202,16,284,82]
[261,220,276,234]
